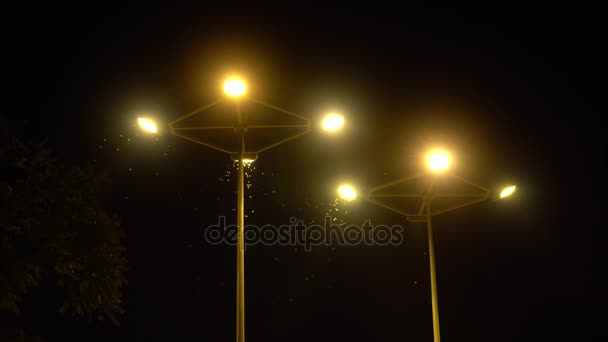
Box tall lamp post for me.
[338,148,516,342]
[138,77,345,342]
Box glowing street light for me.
[137,117,158,134]
[499,185,517,199]
[224,78,247,97]
[159,75,344,342]
[367,149,519,342]
[321,113,345,132]
[426,149,451,173]
[337,184,357,201]
[137,75,345,342]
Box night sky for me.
[2,6,598,341]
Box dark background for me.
[1,5,599,341]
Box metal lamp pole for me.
[424,196,441,342]
[236,102,246,342]
[167,89,311,342]
[367,172,491,342]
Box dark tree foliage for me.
[1,120,127,339]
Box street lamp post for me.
[423,188,441,342]
[235,101,246,342]
[138,78,345,342]
[354,149,517,342]
[171,80,307,342]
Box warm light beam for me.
[337,184,357,201]
[137,117,158,133]
[321,113,344,132]
[426,149,451,173]
[500,185,517,199]
[223,78,247,97]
